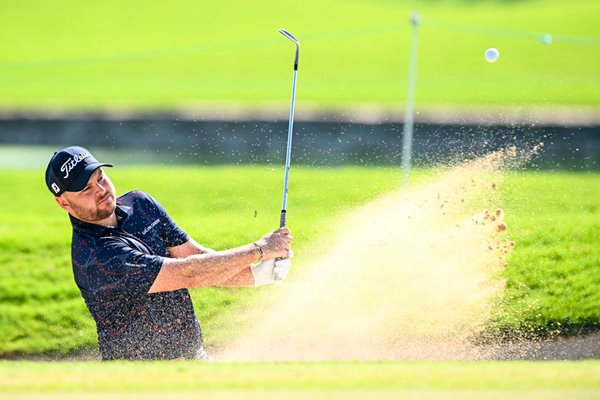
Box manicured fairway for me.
[0,360,599,399]
[0,0,598,110]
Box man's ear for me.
[55,195,72,213]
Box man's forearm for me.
[216,267,254,287]
[149,227,292,293]
[168,239,214,258]
[181,243,259,287]
[149,243,261,292]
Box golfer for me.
[45,146,293,360]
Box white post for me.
[402,11,420,186]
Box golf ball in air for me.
[485,48,499,63]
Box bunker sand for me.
[220,152,517,361]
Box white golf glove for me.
[251,250,293,287]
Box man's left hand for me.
[273,250,293,285]
[251,250,293,287]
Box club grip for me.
[277,210,289,263]
[279,210,287,228]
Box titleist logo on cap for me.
[61,152,91,179]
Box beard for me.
[70,193,116,222]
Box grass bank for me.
[491,171,600,337]
[0,167,598,357]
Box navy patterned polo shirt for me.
[70,190,203,360]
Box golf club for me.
[278,28,300,229]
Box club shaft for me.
[280,68,298,228]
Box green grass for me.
[0,360,599,399]
[491,172,600,337]
[0,0,598,110]
[0,167,598,357]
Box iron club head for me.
[278,28,300,71]
[278,28,300,47]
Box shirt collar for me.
[70,205,129,236]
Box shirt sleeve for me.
[145,194,190,247]
[91,237,165,298]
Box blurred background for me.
[0,0,598,170]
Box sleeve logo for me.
[142,219,161,235]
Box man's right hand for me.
[255,227,293,260]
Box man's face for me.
[56,168,117,223]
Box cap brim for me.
[67,163,113,192]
